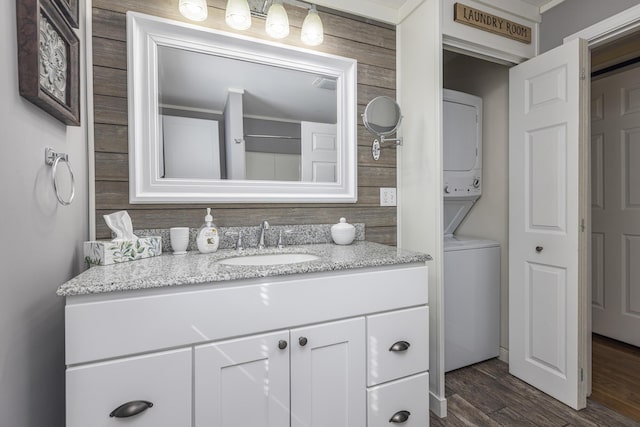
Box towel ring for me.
[45,147,75,206]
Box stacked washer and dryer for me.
[442,89,501,372]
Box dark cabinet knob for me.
[278,340,288,350]
[389,410,411,423]
[536,246,543,253]
[389,340,411,352]
[109,400,153,418]
[299,336,308,346]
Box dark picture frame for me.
[52,0,79,29]
[16,0,80,126]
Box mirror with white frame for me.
[127,12,357,203]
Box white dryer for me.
[443,89,500,372]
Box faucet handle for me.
[277,229,295,249]
[225,231,244,251]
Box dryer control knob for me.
[444,186,450,194]
[472,179,480,189]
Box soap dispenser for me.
[197,208,219,253]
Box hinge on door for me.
[580,368,584,381]
[580,218,585,232]
[581,68,586,80]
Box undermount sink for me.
[218,253,320,266]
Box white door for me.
[301,121,337,182]
[509,37,589,410]
[290,318,366,427]
[194,331,290,427]
[591,66,640,347]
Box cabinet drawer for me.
[367,306,428,386]
[66,348,191,427]
[367,373,429,427]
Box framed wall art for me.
[52,0,78,29]
[16,0,80,126]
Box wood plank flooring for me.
[431,358,640,426]
[591,334,640,422]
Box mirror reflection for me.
[362,95,402,136]
[157,46,339,183]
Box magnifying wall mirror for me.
[362,96,403,161]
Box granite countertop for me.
[57,241,431,297]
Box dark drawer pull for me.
[389,410,411,423]
[278,340,288,350]
[389,340,411,352]
[109,400,153,418]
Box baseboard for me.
[429,391,447,418]
[499,346,509,363]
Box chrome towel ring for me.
[45,147,76,206]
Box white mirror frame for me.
[127,12,357,203]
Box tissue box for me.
[84,236,162,267]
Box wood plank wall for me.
[92,0,397,244]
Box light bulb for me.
[301,5,323,46]
[265,2,290,39]
[225,0,252,30]
[179,0,208,21]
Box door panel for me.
[509,37,588,410]
[195,331,290,427]
[527,124,567,231]
[591,66,640,346]
[290,318,366,427]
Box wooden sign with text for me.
[454,3,532,44]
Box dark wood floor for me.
[591,334,640,422]
[430,358,640,426]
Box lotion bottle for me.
[197,208,219,253]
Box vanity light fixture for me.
[225,0,252,30]
[301,5,323,46]
[219,0,323,46]
[179,0,208,21]
[265,0,290,39]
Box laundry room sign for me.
[453,3,532,44]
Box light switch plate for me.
[380,188,397,206]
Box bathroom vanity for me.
[58,242,430,426]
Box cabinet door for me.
[195,331,290,427]
[291,318,366,427]
[66,348,191,427]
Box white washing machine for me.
[444,236,500,372]
[443,89,501,372]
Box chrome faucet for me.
[258,221,270,249]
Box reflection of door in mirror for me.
[301,122,337,183]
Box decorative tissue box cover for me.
[84,236,162,267]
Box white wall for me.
[0,1,88,425]
[397,0,446,416]
[443,53,510,350]
[540,0,640,52]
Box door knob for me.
[278,340,287,350]
[536,246,543,253]
[299,336,308,346]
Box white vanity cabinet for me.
[64,264,428,426]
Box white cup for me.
[170,227,189,254]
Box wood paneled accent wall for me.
[92,0,397,244]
